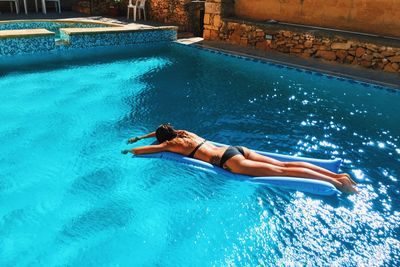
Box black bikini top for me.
[187,139,206,158]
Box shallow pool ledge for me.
[0,26,178,56]
[60,26,178,49]
[0,29,55,55]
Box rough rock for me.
[384,63,397,73]
[331,42,352,50]
[336,50,347,60]
[388,55,400,63]
[317,51,336,61]
[356,47,366,57]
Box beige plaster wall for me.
[235,0,400,38]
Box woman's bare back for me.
[166,131,226,164]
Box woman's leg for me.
[243,148,356,185]
[225,156,357,193]
[284,162,357,185]
[242,148,286,166]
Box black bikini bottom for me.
[220,146,245,168]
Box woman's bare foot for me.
[334,173,357,185]
[341,173,357,185]
[337,176,358,193]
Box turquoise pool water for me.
[0,44,399,266]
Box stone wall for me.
[203,1,400,74]
[148,0,190,31]
[235,0,400,38]
[148,0,204,34]
[73,0,204,34]
[203,0,234,40]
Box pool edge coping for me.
[0,19,123,28]
[61,25,178,36]
[0,28,55,38]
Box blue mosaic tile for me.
[0,35,54,56]
[62,29,176,49]
[0,27,176,56]
[0,21,110,31]
[360,82,371,87]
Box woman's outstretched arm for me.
[122,142,167,155]
[127,132,156,144]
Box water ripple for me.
[1,44,400,266]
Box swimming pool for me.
[0,20,116,39]
[0,43,399,266]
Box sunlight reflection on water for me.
[0,44,399,266]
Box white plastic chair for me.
[127,0,146,21]
[0,0,20,14]
[41,0,61,14]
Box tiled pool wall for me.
[0,35,55,55]
[60,29,177,49]
[0,23,177,56]
[0,21,111,31]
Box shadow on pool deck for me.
[0,11,174,28]
[177,38,400,90]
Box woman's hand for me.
[126,132,155,144]
[127,137,140,144]
[121,149,131,154]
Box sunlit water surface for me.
[0,44,399,266]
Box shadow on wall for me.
[234,0,400,38]
[148,0,205,36]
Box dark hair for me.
[156,123,177,143]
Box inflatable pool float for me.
[135,142,342,196]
